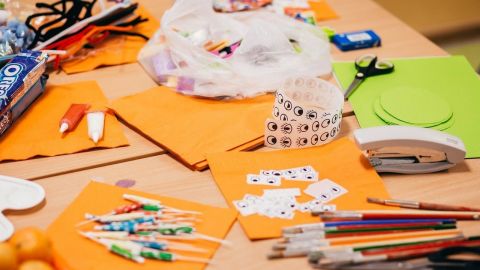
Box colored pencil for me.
[367,197,480,212]
[269,234,463,259]
[315,210,480,220]
[306,234,464,259]
[282,219,456,233]
[362,236,480,256]
[315,238,480,266]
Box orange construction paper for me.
[110,86,273,170]
[48,181,237,270]
[308,0,339,21]
[61,7,160,74]
[0,81,128,161]
[207,137,393,240]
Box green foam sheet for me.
[333,56,480,158]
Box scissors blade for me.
[344,77,364,99]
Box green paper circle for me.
[379,87,452,125]
[373,98,455,131]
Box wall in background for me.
[374,0,480,72]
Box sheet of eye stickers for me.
[235,166,344,219]
[304,179,348,202]
[265,77,344,149]
[233,192,336,220]
[247,166,319,186]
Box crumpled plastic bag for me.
[138,0,331,98]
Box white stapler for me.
[353,126,466,174]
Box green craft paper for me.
[373,98,455,131]
[333,56,480,158]
[380,87,452,125]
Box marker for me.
[59,104,90,134]
[87,111,105,144]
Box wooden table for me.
[4,1,480,269]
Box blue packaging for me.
[332,30,381,51]
[0,50,48,136]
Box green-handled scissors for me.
[344,54,395,99]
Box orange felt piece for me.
[110,86,273,170]
[61,7,160,74]
[48,181,237,270]
[207,137,393,240]
[0,81,128,161]
[308,0,339,21]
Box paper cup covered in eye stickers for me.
[264,77,344,149]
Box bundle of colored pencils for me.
[268,204,480,268]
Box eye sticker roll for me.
[264,77,344,149]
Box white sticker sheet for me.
[265,77,344,149]
[303,179,348,203]
[246,166,319,186]
[232,193,336,219]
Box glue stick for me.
[59,104,90,134]
[87,111,105,144]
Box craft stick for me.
[195,232,232,247]
[367,197,480,212]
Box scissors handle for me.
[369,60,394,76]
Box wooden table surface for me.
[4,1,480,269]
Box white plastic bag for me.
[138,0,331,98]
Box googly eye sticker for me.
[280,137,292,148]
[266,135,277,145]
[321,119,331,128]
[281,123,293,134]
[296,137,308,147]
[294,106,304,116]
[261,170,272,176]
[297,124,309,133]
[267,122,278,131]
[273,106,280,117]
[284,100,293,110]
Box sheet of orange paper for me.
[48,181,237,270]
[207,138,392,240]
[61,7,160,74]
[110,86,273,170]
[308,0,338,21]
[0,81,128,161]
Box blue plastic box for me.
[332,30,381,51]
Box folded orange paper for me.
[308,0,338,21]
[61,7,160,74]
[0,81,128,161]
[207,138,392,240]
[48,181,237,270]
[110,86,273,170]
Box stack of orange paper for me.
[61,7,160,74]
[0,81,128,161]
[308,0,338,21]
[207,138,392,240]
[110,86,273,170]
[49,181,237,270]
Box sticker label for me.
[265,77,343,149]
[303,179,348,203]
